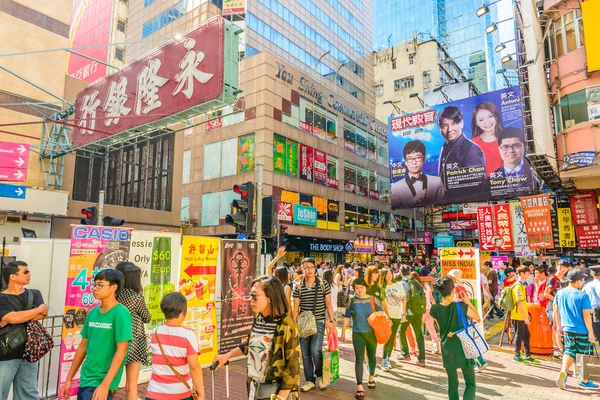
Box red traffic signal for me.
[233,183,250,197]
[80,207,98,225]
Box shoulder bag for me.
[0,290,33,358]
[368,296,392,344]
[454,302,489,359]
[297,279,322,338]
[22,290,55,363]
[155,329,199,400]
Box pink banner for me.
[0,166,26,182]
[0,141,30,169]
[313,150,327,185]
[299,144,314,182]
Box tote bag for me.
[455,302,489,359]
[368,297,392,344]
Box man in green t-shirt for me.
[62,269,132,400]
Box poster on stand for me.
[219,240,258,354]
[59,225,133,398]
[440,247,482,324]
[178,236,220,366]
[128,231,181,381]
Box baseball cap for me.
[566,269,587,282]
[589,265,600,277]
[447,269,462,280]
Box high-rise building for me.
[373,0,505,93]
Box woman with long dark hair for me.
[275,265,292,309]
[471,102,504,176]
[115,262,151,400]
[213,275,300,399]
[410,272,440,354]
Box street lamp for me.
[313,50,330,81]
[476,5,489,17]
[501,54,513,63]
[409,92,427,108]
[485,18,513,35]
[495,43,506,53]
[383,100,403,115]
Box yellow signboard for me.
[558,207,576,247]
[582,0,600,72]
[456,241,473,247]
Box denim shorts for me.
[77,387,114,400]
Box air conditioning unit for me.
[424,83,429,89]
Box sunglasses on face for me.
[248,292,265,301]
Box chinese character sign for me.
[59,226,132,398]
[569,191,599,225]
[299,144,314,182]
[313,150,327,185]
[179,237,219,366]
[558,207,576,247]
[388,86,538,209]
[493,204,514,251]
[476,206,495,251]
[73,17,226,148]
[520,194,554,249]
[510,201,528,247]
[575,225,600,248]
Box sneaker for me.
[553,353,563,360]
[382,359,390,371]
[476,361,488,372]
[318,378,328,390]
[300,381,316,392]
[578,380,600,390]
[524,356,541,365]
[513,356,530,365]
[399,355,411,362]
[416,361,426,367]
[432,345,440,355]
[555,370,567,389]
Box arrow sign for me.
[0,182,27,199]
[481,242,495,250]
[465,249,475,257]
[184,264,217,277]
[0,166,27,182]
[0,141,30,169]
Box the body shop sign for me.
[293,204,317,226]
[73,17,228,148]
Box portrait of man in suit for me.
[437,106,486,200]
[488,127,538,196]
[391,139,444,208]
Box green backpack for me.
[499,282,518,311]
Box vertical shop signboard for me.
[219,240,258,354]
[313,150,327,185]
[59,225,133,398]
[440,247,483,324]
[476,206,495,251]
[510,201,528,248]
[273,134,287,174]
[558,206,576,248]
[286,139,299,177]
[178,236,219,366]
[570,190,599,225]
[493,204,514,251]
[299,144,314,182]
[520,194,554,249]
[128,231,181,381]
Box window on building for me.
[343,122,356,152]
[201,190,240,226]
[357,205,370,228]
[378,175,390,200]
[549,10,585,59]
[409,53,416,64]
[377,141,388,167]
[327,199,340,230]
[117,19,127,33]
[556,88,591,129]
[423,70,431,86]
[392,60,397,69]
[203,142,221,180]
[368,171,377,194]
[345,203,358,226]
[375,84,384,97]
[142,1,187,38]
[115,47,125,62]
[367,132,376,162]
[73,132,173,211]
[355,128,368,157]
[344,161,357,193]
[182,149,191,184]
[181,196,189,222]
[120,0,128,4]
[395,76,414,91]
[356,166,369,196]
[327,155,338,184]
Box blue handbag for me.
[454,302,489,359]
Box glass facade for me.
[324,0,364,33]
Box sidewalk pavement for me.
[116,333,599,400]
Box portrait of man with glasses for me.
[391,139,444,208]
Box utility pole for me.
[97,190,105,225]
[255,162,264,274]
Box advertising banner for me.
[223,0,246,16]
[548,197,562,251]
[388,86,538,209]
[286,139,299,177]
[450,220,478,230]
[570,191,599,226]
[277,201,293,222]
[219,240,258,354]
[588,86,600,119]
[491,255,508,270]
[313,150,327,185]
[562,151,596,170]
[273,134,286,174]
[476,206,495,251]
[440,248,483,322]
[520,194,554,249]
[576,224,600,248]
[179,237,219,366]
[237,134,255,173]
[294,204,318,226]
[128,231,181,380]
[434,235,455,248]
[510,201,528,248]
[493,204,514,251]
[558,207,576,248]
[0,141,29,182]
[72,17,226,148]
[59,225,132,398]
[299,144,314,181]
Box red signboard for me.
[67,0,112,83]
[368,190,380,200]
[493,204,514,251]
[344,140,356,152]
[520,194,554,249]
[0,141,29,182]
[442,211,473,222]
[277,201,292,222]
[72,18,225,148]
[477,206,495,251]
[576,224,600,248]
[450,220,477,230]
[313,150,327,185]
[205,118,222,132]
[327,178,339,189]
[299,144,314,182]
[570,191,599,226]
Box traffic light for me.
[225,182,255,234]
[262,196,277,238]
[278,225,289,247]
[80,207,98,225]
[103,216,125,226]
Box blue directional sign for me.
[0,183,26,199]
[237,233,248,240]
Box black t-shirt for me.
[545,275,560,310]
[0,289,44,360]
[430,301,474,370]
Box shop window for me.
[356,165,369,196]
[355,128,368,157]
[300,98,337,143]
[237,134,255,173]
[377,141,388,166]
[182,149,191,184]
[357,206,370,228]
[380,211,390,229]
[369,209,380,229]
[326,111,338,144]
[345,203,358,226]
[368,171,377,197]
[343,122,356,152]
[557,89,589,128]
[327,155,338,187]
[344,161,357,193]
[328,199,340,230]
[314,196,328,229]
[367,132,376,162]
[203,142,221,180]
[299,193,313,207]
[378,175,390,201]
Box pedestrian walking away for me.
[214,275,300,399]
[116,262,152,400]
[0,261,48,400]
[399,266,427,366]
[411,273,440,355]
[379,267,407,370]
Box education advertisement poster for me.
[388,86,539,209]
[219,239,258,354]
[59,225,132,398]
[178,236,220,366]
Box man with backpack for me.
[0,261,48,400]
[292,258,335,392]
[398,265,426,367]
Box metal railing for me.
[38,315,63,400]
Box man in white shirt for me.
[583,266,600,342]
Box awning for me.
[0,187,68,215]
[560,164,600,178]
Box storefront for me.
[282,236,348,265]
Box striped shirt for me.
[146,325,199,400]
[293,278,331,321]
[247,315,279,382]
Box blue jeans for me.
[78,386,114,400]
[299,320,325,383]
[0,359,39,400]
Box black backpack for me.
[407,279,426,315]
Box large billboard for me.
[67,0,112,83]
[388,86,538,209]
